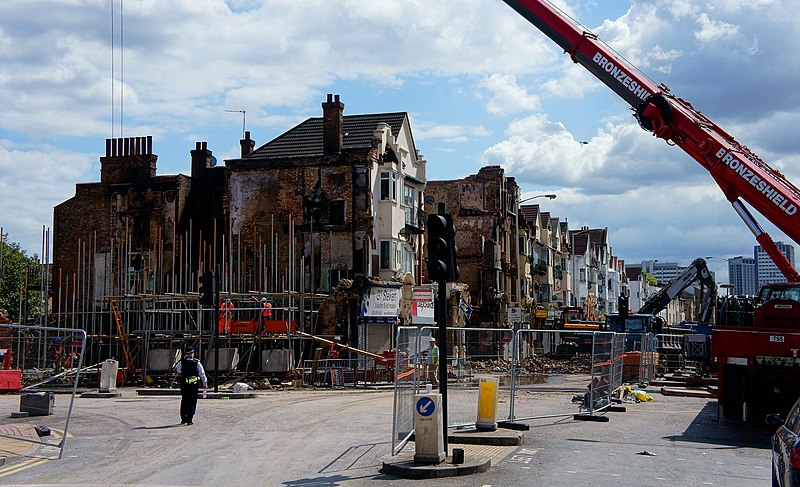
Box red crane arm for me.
[502,0,800,282]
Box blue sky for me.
[1,0,799,286]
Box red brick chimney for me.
[240,130,255,158]
[322,94,344,155]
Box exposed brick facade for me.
[425,166,519,327]
[52,136,223,323]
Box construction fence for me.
[391,326,657,455]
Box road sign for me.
[508,307,522,323]
[416,397,435,417]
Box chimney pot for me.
[322,94,344,156]
[240,131,255,158]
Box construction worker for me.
[260,298,272,334]
[176,347,207,425]
[219,298,234,334]
[425,337,439,385]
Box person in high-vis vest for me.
[260,298,272,334]
[425,337,439,385]
[176,347,208,425]
[219,299,234,334]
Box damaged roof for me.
[247,112,408,160]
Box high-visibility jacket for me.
[219,301,234,333]
[261,301,272,318]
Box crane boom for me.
[502,0,800,282]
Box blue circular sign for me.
[416,397,435,417]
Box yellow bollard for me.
[476,377,499,431]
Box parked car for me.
[771,397,800,487]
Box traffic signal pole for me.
[436,278,448,453]
[428,202,459,454]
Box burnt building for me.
[52,136,224,322]
[425,166,520,327]
[224,94,427,352]
[225,94,426,294]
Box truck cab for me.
[753,283,800,329]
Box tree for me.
[0,233,43,322]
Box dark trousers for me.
[180,382,199,423]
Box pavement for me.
[381,426,524,478]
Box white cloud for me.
[480,74,541,115]
[0,142,95,253]
[694,13,741,44]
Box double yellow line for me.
[0,457,49,478]
[0,428,67,478]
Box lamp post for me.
[706,255,736,295]
[515,194,557,306]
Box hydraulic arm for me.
[638,258,717,322]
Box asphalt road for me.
[0,382,774,486]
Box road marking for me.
[0,457,48,478]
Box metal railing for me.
[3,323,87,459]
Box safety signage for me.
[416,397,435,417]
[411,287,435,325]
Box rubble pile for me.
[466,354,591,375]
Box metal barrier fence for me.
[584,332,623,415]
[3,323,87,459]
[391,326,657,454]
[392,326,422,455]
[656,333,685,371]
[509,329,598,421]
[626,333,657,386]
[417,326,515,428]
[302,357,391,387]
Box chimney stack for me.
[322,94,344,156]
[240,130,255,158]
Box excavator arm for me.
[638,258,717,322]
[501,0,800,282]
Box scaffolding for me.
[7,216,372,387]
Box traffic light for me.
[200,271,214,306]
[427,213,459,282]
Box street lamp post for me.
[515,194,557,306]
[705,255,732,288]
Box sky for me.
[1,0,799,286]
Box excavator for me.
[500,0,800,421]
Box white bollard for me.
[99,359,119,393]
[413,392,446,464]
[476,376,499,431]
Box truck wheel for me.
[722,365,743,420]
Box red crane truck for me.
[500,0,800,421]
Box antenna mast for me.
[225,109,246,138]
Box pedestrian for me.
[176,346,207,425]
[426,337,439,385]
